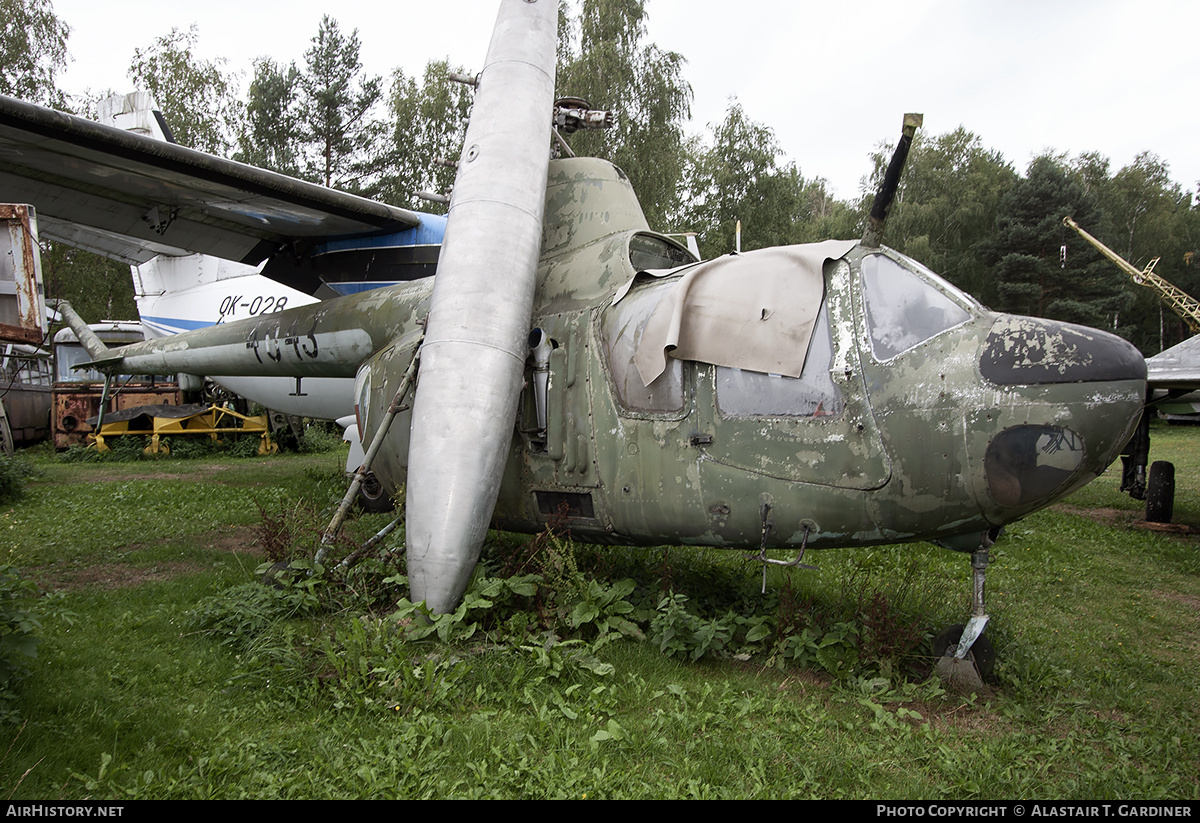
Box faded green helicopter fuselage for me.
[103,155,1146,556]
[354,157,1146,555]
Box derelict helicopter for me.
[0,0,1147,672]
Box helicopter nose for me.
[979,315,1146,386]
[975,315,1146,515]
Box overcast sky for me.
[50,0,1200,203]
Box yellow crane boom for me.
[1064,216,1200,334]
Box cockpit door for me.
[693,257,891,490]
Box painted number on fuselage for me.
[245,327,319,365]
[218,294,289,324]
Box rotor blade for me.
[405,0,558,612]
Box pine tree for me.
[300,16,385,193]
[236,58,303,178]
[982,155,1125,330]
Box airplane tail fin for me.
[133,255,308,340]
[133,255,266,301]
[89,93,308,336]
[95,92,175,143]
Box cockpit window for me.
[628,233,697,272]
[601,282,685,414]
[860,254,970,360]
[715,300,842,418]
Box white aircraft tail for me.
[96,92,174,143]
[96,92,345,419]
[133,254,310,338]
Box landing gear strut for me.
[314,335,422,567]
[935,533,996,686]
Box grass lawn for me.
[0,427,1196,800]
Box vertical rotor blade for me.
[405,0,558,612]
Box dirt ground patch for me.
[1051,504,1135,527]
[30,525,261,592]
[1152,588,1200,610]
[1051,503,1200,535]
[51,463,233,484]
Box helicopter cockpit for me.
[858,251,975,361]
[577,238,1146,554]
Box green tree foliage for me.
[300,16,386,193]
[556,0,692,229]
[1103,153,1183,261]
[1070,152,1200,353]
[873,135,1196,353]
[236,58,303,177]
[681,101,860,257]
[681,102,806,258]
[128,25,240,155]
[863,128,1017,303]
[980,155,1125,330]
[40,243,136,323]
[381,60,474,211]
[0,0,69,108]
[791,177,861,246]
[1071,150,1112,206]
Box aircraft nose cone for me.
[974,315,1146,520]
[980,315,1146,386]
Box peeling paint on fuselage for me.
[106,155,1147,563]
[490,203,1145,557]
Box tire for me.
[357,470,395,513]
[1145,461,1175,524]
[933,624,995,680]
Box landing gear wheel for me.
[357,470,394,513]
[933,624,995,680]
[1145,461,1175,524]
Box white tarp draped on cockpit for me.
[628,241,857,386]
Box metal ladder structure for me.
[1063,216,1200,334]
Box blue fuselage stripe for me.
[142,315,213,332]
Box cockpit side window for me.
[860,254,970,361]
[601,284,685,414]
[628,233,697,272]
[715,299,842,418]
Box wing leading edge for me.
[0,93,425,266]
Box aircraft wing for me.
[0,94,424,266]
[1146,335,1200,392]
